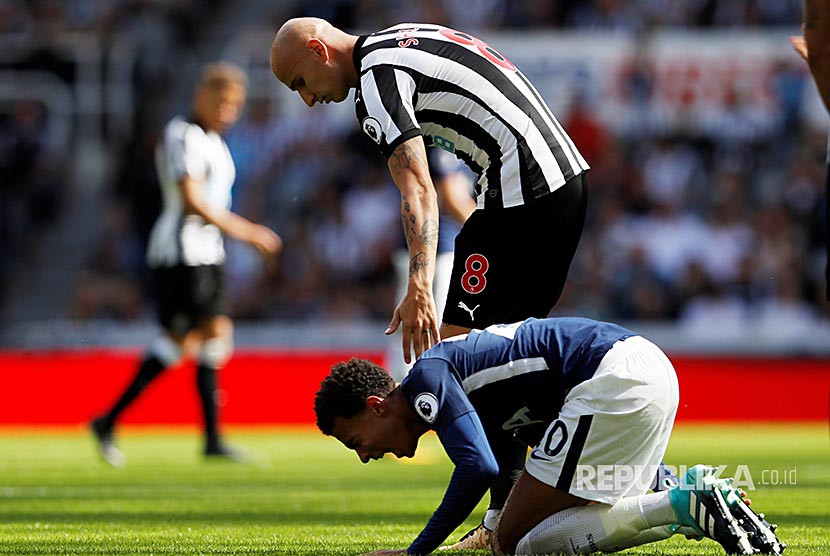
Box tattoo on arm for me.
[804,0,818,28]
[401,211,416,247]
[409,252,430,276]
[389,141,426,176]
[419,219,439,247]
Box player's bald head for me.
[270,17,332,83]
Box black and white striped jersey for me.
[146,117,235,268]
[353,23,589,209]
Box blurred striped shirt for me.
[146,117,235,267]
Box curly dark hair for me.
[314,358,395,435]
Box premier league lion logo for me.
[361,116,382,144]
[414,393,439,424]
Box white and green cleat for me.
[669,465,757,554]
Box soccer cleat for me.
[90,417,126,468]
[669,465,756,554]
[729,498,786,554]
[439,523,492,551]
[684,467,785,554]
[204,443,251,462]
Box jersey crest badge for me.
[414,392,439,424]
[362,116,382,144]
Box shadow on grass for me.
[0,509,431,526]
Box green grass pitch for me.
[0,423,826,555]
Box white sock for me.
[515,491,680,555]
[484,509,502,531]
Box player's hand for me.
[385,286,441,364]
[247,224,283,256]
[790,25,809,61]
[790,36,808,61]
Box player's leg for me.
[92,332,185,430]
[91,266,189,467]
[497,486,685,555]
[493,471,588,554]
[496,335,681,555]
[385,249,412,381]
[192,264,236,457]
[196,314,234,455]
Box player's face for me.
[280,49,349,107]
[197,83,246,133]
[331,409,418,464]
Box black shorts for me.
[152,264,228,336]
[443,173,588,328]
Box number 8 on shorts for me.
[462,254,489,294]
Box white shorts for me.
[524,335,679,505]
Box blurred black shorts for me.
[152,264,228,336]
[443,173,588,328]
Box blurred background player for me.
[791,0,830,299]
[384,149,475,381]
[90,62,282,467]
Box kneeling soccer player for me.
[314,317,784,555]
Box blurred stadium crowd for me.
[1,0,827,334]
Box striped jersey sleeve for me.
[353,23,589,209]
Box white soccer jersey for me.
[353,23,589,209]
[146,116,235,267]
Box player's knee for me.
[149,335,184,368]
[199,337,233,368]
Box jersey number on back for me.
[440,28,517,71]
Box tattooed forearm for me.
[402,215,437,248]
[804,0,818,28]
[419,219,439,247]
[389,141,427,176]
[401,212,416,247]
[409,252,430,276]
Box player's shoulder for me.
[361,23,445,53]
[405,353,452,380]
[164,116,207,143]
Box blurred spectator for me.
[697,197,755,287]
[0,99,62,288]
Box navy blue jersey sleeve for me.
[408,412,498,555]
[402,358,499,555]
[401,357,474,431]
